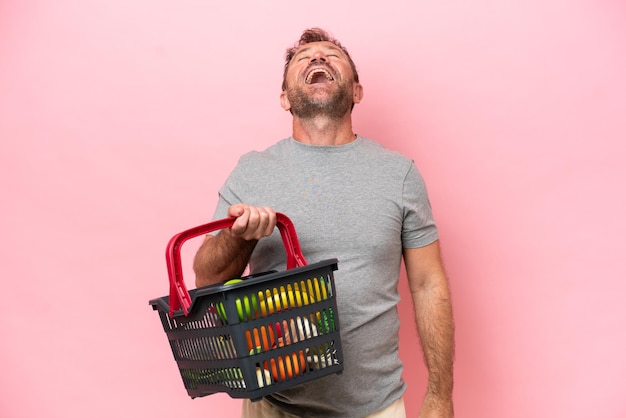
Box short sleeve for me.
[401,163,439,248]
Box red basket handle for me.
[165,212,307,317]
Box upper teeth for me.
[305,68,334,84]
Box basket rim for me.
[149,258,338,314]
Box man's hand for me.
[228,204,277,241]
[193,204,276,286]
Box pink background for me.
[2,1,625,417]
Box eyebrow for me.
[292,45,344,60]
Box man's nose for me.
[310,51,327,63]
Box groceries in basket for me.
[149,213,344,401]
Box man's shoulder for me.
[357,137,414,164]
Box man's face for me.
[281,41,360,119]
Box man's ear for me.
[280,90,291,111]
[352,83,364,105]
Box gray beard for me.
[286,84,353,120]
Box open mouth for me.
[305,68,334,84]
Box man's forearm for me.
[413,277,455,398]
[193,229,257,287]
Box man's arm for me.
[193,204,276,287]
[404,240,455,418]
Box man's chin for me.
[287,88,352,119]
[292,106,351,120]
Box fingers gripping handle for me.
[165,213,307,317]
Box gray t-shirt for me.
[213,136,438,417]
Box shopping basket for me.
[149,213,343,401]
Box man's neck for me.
[291,114,356,146]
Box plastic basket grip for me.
[165,212,307,317]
